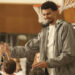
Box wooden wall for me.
[0,4,42,34]
[63,7,75,23]
[0,4,74,34]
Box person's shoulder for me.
[58,19,72,30]
[61,20,72,26]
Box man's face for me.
[41,9,57,24]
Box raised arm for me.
[3,36,40,58]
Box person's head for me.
[33,52,40,65]
[35,52,40,63]
[4,59,16,74]
[41,1,58,25]
[30,67,45,75]
[17,35,27,46]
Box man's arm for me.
[4,36,39,58]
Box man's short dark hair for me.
[41,1,58,11]
[4,59,16,74]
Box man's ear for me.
[54,10,59,15]
[55,10,61,19]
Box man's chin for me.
[46,20,53,23]
[46,21,52,24]
[43,20,53,25]
[49,20,54,24]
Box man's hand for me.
[32,61,48,69]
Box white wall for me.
[0,0,63,5]
[0,0,46,4]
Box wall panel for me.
[0,4,42,34]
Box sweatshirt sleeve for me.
[10,36,40,58]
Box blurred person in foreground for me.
[3,59,16,75]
